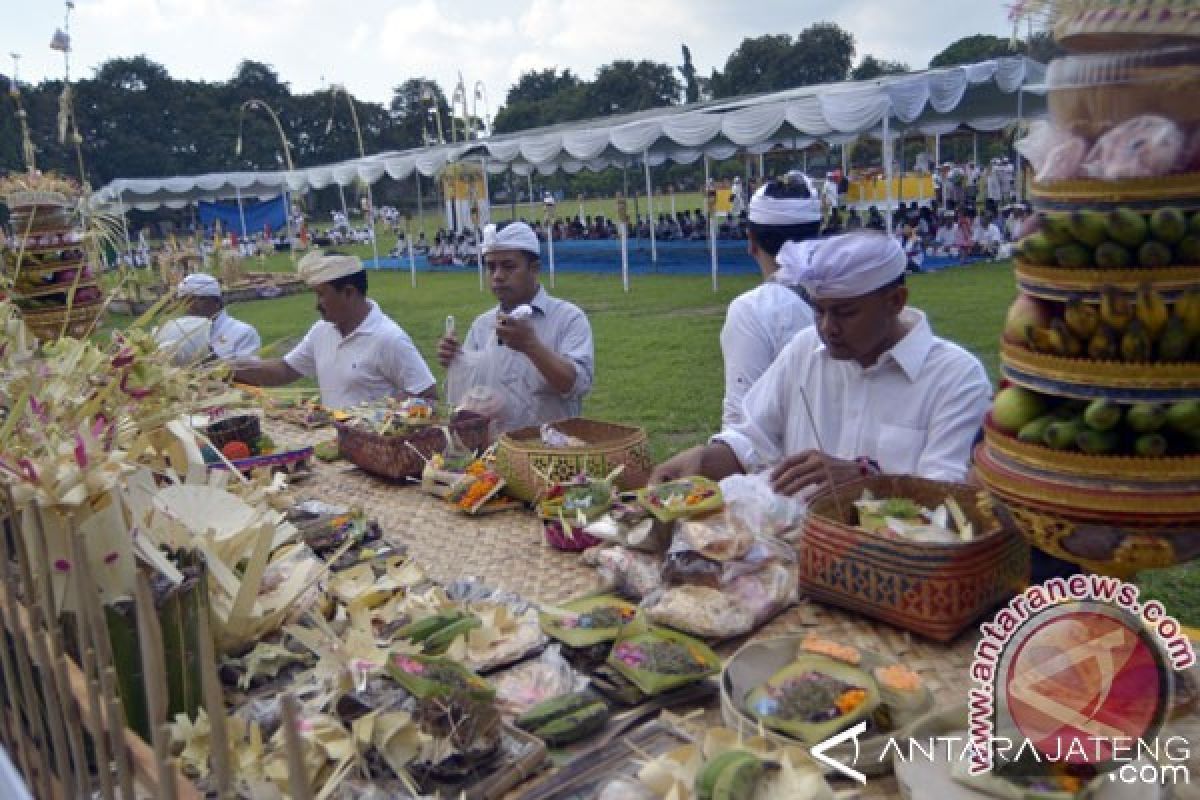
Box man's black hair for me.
[745,176,821,256]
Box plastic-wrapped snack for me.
[661,550,723,589]
[1082,114,1186,181]
[582,545,663,599]
[642,585,755,638]
[491,644,588,717]
[674,514,753,562]
[1015,120,1089,184]
[719,472,808,541]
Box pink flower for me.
[111,348,135,368]
[54,559,71,573]
[119,372,151,400]
[103,552,119,565]
[614,642,646,667]
[392,655,425,675]
[74,433,88,469]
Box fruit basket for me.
[986,16,1200,577]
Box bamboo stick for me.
[196,590,232,798]
[0,498,54,800]
[280,693,314,800]
[0,513,34,788]
[153,723,177,800]
[69,534,115,800]
[102,666,136,800]
[13,509,77,799]
[30,506,90,798]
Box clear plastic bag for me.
[582,545,664,600]
[644,561,797,638]
[491,644,587,716]
[719,472,808,541]
[596,778,658,800]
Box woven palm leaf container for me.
[335,410,490,481]
[494,418,652,502]
[797,476,1030,643]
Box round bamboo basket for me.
[1054,4,1200,54]
[335,411,491,482]
[2,190,71,211]
[1029,173,1200,213]
[974,443,1200,577]
[982,418,1200,483]
[19,299,105,341]
[494,418,652,502]
[1014,259,1200,303]
[1001,340,1200,402]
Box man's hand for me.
[770,450,862,496]
[495,314,538,354]
[648,446,706,486]
[436,334,461,368]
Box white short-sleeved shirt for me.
[719,281,814,428]
[714,308,991,483]
[210,310,261,360]
[457,286,594,432]
[284,300,435,409]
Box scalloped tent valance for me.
[90,57,1044,211]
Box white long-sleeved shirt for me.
[209,310,261,360]
[714,308,991,483]
[454,285,594,433]
[719,281,814,428]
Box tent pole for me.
[283,188,297,261]
[407,224,417,289]
[415,173,423,239]
[972,131,979,167]
[338,183,349,234]
[802,149,808,174]
[841,143,848,175]
[116,190,134,268]
[1016,88,1025,203]
[527,172,534,217]
[758,152,765,179]
[619,221,630,294]
[366,182,381,268]
[705,155,718,293]
[643,151,656,266]
[480,156,491,224]
[883,113,895,236]
[234,185,249,251]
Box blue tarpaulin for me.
[197,195,286,237]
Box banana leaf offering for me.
[386,653,495,703]
[745,654,881,745]
[538,594,639,648]
[538,477,615,526]
[607,623,721,696]
[637,476,723,523]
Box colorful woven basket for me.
[335,411,490,482]
[975,443,1200,577]
[494,418,652,503]
[1014,260,1200,303]
[1001,340,1200,403]
[798,476,1029,643]
[203,414,263,450]
[1029,173,1200,212]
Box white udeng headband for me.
[775,232,906,299]
[482,222,540,256]
[747,175,821,225]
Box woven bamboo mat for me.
[270,420,979,799]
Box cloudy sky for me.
[7,0,1015,109]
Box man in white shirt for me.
[232,251,436,409]
[719,172,819,428]
[176,273,261,360]
[650,232,991,495]
[437,221,594,433]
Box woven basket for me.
[204,414,262,450]
[1014,259,1200,303]
[335,410,490,481]
[797,476,1029,643]
[494,418,652,502]
[20,300,104,341]
[1001,340,1200,402]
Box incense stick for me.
[795,385,847,521]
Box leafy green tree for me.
[851,55,910,81]
[587,60,680,116]
[711,23,856,98]
[929,34,1019,68]
[679,44,699,104]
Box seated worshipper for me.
[176,273,261,360]
[719,172,820,428]
[650,232,991,496]
[232,251,436,410]
[437,221,594,434]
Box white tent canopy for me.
[90,56,1045,211]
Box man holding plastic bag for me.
[437,221,594,435]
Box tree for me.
[493,68,584,134]
[389,78,450,146]
[1025,31,1064,64]
[710,23,856,98]
[587,60,681,117]
[504,68,580,106]
[929,34,1019,68]
[851,55,911,81]
[679,44,699,104]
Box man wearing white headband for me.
[437,221,593,433]
[652,231,990,495]
[719,171,821,428]
[233,250,436,409]
[176,273,261,360]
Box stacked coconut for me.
[2,177,104,340]
[975,0,1200,577]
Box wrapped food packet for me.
[491,644,587,716]
[582,545,663,599]
[645,561,797,638]
[1082,114,1185,181]
[719,472,807,541]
